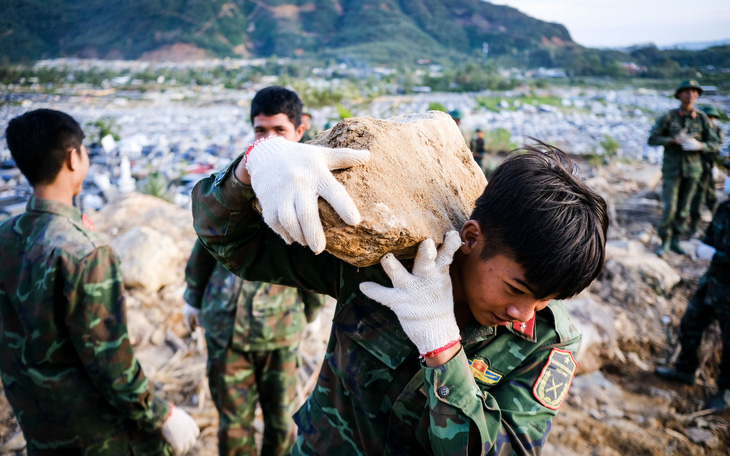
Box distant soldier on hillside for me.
[655,176,730,413]
[688,105,725,236]
[470,128,486,169]
[299,112,316,143]
[648,79,719,256]
[0,109,199,455]
[449,109,471,145]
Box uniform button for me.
[437,386,450,398]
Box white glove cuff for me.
[416,318,461,358]
[243,135,283,170]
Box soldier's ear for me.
[460,220,481,254]
[66,147,79,171]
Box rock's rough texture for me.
[310,111,487,267]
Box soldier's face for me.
[453,221,553,327]
[253,113,305,142]
[678,88,699,105]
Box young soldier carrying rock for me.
[191,132,608,454]
[0,109,199,455]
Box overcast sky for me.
[491,0,730,48]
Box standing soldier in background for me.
[470,128,486,170]
[299,112,316,143]
[648,79,718,257]
[0,109,199,455]
[655,176,730,413]
[449,109,471,146]
[182,86,325,456]
[688,105,725,236]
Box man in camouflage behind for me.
[0,109,199,455]
[182,86,324,456]
[191,133,609,455]
[648,79,719,256]
[688,105,725,236]
[655,176,730,412]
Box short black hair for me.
[250,86,303,128]
[470,141,608,300]
[5,109,85,186]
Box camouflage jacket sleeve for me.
[183,238,219,309]
[647,112,674,147]
[66,245,170,429]
[705,126,724,156]
[702,201,730,274]
[192,154,341,296]
[299,290,326,323]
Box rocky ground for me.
[1,157,729,455]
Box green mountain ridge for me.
[0,0,579,65]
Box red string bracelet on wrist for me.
[422,337,461,359]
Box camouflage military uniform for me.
[689,123,724,233]
[0,197,171,455]
[191,156,582,455]
[648,108,717,242]
[676,200,730,388]
[184,239,324,456]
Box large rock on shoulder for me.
[312,111,486,267]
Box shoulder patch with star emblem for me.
[532,348,577,410]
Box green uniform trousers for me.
[677,279,730,389]
[659,173,699,240]
[689,161,718,232]
[207,345,299,456]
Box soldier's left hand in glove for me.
[238,135,370,254]
[162,404,200,455]
[360,231,463,364]
[182,303,201,332]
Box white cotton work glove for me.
[677,132,703,151]
[695,242,717,261]
[182,303,201,332]
[245,136,370,254]
[162,404,200,455]
[359,231,462,356]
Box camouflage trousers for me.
[677,277,730,389]
[689,168,718,232]
[26,429,171,456]
[658,174,699,241]
[207,345,299,456]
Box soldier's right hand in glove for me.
[681,137,704,151]
[695,242,717,261]
[239,136,370,254]
[676,131,704,151]
[162,404,200,455]
[359,231,463,362]
[182,303,201,332]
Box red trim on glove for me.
[422,337,461,358]
[166,403,175,423]
[243,135,283,167]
